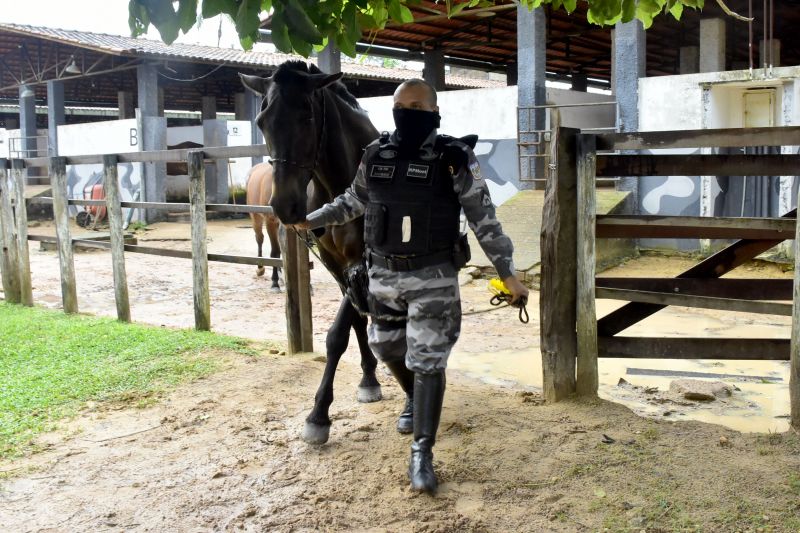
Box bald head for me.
[393,79,438,112]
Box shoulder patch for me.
[469,160,482,180]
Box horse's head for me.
[240,62,342,224]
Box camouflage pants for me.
[367,261,461,374]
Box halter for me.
[267,90,327,173]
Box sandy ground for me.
[2,219,800,531]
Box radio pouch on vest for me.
[452,232,471,270]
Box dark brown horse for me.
[245,162,281,290]
[241,62,405,444]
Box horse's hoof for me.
[270,286,282,293]
[357,386,383,403]
[301,422,330,445]
[256,267,265,277]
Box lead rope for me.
[290,228,529,323]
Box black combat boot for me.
[408,371,446,494]
[384,359,414,434]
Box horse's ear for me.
[309,72,344,90]
[240,73,272,96]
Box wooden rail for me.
[0,149,313,354]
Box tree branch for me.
[715,0,754,22]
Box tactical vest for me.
[363,134,463,257]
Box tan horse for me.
[245,162,281,290]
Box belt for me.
[368,249,453,272]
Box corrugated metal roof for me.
[0,23,503,89]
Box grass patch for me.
[0,302,254,459]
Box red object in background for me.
[75,174,107,228]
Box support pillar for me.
[19,85,37,158]
[235,91,264,167]
[679,46,699,74]
[571,73,588,92]
[506,62,517,86]
[47,80,65,158]
[760,39,781,69]
[118,90,135,119]
[613,19,645,212]
[157,87,165,117]
[201,95,217,120]
[699,18,726,73]
[517,4,546,189]
[318,42,341,74]
[422,48,446,92]
[137,63,166,222]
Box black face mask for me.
[392,108,440,152]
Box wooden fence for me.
[540,125,800,429]
[0,145,314,354]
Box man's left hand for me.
[502,275,529,307]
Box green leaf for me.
[284,0,324,44]
[288,26,314,56]
[128,1,150,37]
[177,0,198,33]
[669,1,684,19]
[449,2,469,17]
[270,9,294,53]
[398,4,414,22]
[235,0,263,48]
[201,0,233,18]
[621,0,636,22]
[562,0,577,12]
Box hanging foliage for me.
[127,0,720,57]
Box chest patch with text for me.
[406,163,431,180]
[370,164,395,180]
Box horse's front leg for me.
[352,311,382,403]
[302,297,359,444]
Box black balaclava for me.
[392,108,441,153]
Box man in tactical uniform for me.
[289,79,528,494]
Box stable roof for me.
[335,0,800,85]
[0,22,501,115]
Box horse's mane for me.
[273,60,363,112]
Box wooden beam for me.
[11,160,32,306]
[596,287,792,316]
[792,183,800,429]
[596,277,792,300]
[102,155,131,322]
[596,215,796,240]
[0,159,21,303]
[23,144,271,168]
[539,125,578,401]
[576,133,598,397]
[599,337,790,361]
[188,151,210,331]
[597,208,797,336]
[596,154,800,177]
[49,156,78,313]
[596,126,800,151]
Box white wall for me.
[57,119,142,218]
[225,120,254,188]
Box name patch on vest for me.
[406,163,430,180]
[370,164,395,180]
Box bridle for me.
[267,90,327,173]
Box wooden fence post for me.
[576,134,599,396]
[0,158,21,303]
[281,227,307,353]
[188,151,210,331]
[102,155,131,322]
[11,160,32,306]
[790,184,800,430]
[49,156,78,313]
[539,126,578,401]
[296,229,313,352]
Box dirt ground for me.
[2,219,800,532]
